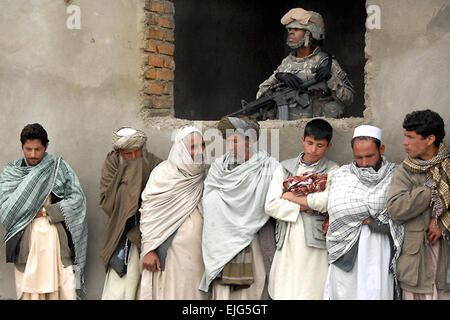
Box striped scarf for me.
[0,153,88,297]
[402,143,450,230]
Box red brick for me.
[157,69,174,81]
[149,1,165,13]
[147,28,164,40]
[146,82,165,95]
[145,40,158,52]
[162,56,175,69]
[158,16,174,29]
[146,68,174,81]
[157,43,174,55]
[148,55,165,67]
[145,68,157,79]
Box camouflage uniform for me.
[257,46,354,119]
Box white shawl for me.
[139,127,208,258]
[199,150,279,292]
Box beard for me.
[356,156,383,171]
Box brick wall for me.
[143,0,175,116]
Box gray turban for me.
[112,127,148,150]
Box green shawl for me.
[0,153,88,296]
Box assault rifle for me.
[227,55,332,121]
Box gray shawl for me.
[0,153,88,296]
[199,150,279,292]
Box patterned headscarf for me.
[402,143,449,230]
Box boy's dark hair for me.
[20,123,49,147]
[351,136,381,150]
[303,119,333,143]
[402,109,445,147]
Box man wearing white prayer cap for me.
[323,124,405,300]
[99,126,162,300]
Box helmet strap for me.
[286,30,311,49]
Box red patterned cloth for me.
[283,172,328,196]
[321,214,329,236]
[283,172,330,236]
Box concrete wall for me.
[0,0,149,299]
[0,0,449,299]
[364,0,450,163]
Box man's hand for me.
[281,192,308,211]
[427,218,442,246]
[142,250,161,272]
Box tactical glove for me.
[275,72,303,90]
[313,55,333,82]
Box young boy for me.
[265,119,339,299]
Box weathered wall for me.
[364,0,450,162]
[0,0,150,299]
[0,0,449,300]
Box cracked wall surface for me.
[0,0,449,299]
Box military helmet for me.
[281,8,325,42]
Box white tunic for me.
[265,158,338,299]
[324,225,394,300]
[140,208,208,300]
[14,216,76,300]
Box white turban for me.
[112,126,148,150]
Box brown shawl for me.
[99,150,161,270]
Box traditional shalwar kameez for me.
[324,158,404,300]
[0,153,87,300]
[265,154,338,299]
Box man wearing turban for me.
[99,127,162,300]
